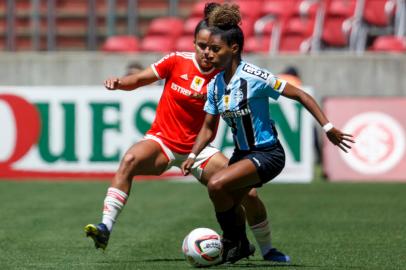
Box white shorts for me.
[144,134,220,180]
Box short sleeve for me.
[264,75,287,100]
[151,53,176,80]
[204,78,219,115]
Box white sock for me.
[250,219,272,256]
[102,187,128,232]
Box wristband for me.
[323,122,334,133]
[188,153,197,160]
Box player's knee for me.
[245,188,259,201]
[207,175,225,195]
[118,154,138,175]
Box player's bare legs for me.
[200,153,285,261]
[201,153,265,221]
[204,159,290,263]
[111,140,169,194]
[85,139,169,249]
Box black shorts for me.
[228,141,286,187]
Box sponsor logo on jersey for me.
[180,74,188,80]
[171,82,192,96]
[221,108,251,119]
[242,64,270,80]
[190,76,205,92]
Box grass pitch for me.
[0,179,405,269]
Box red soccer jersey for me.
[148,52,219,154]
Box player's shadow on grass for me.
[217,263,306,268]
[140,258,306,268]
[140,258,186,262]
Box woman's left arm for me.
[281,83,355,152]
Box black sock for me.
[216,205,247,243]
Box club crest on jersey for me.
[234,89,244,104]
[190,76,205,92]
[224,95,230,110]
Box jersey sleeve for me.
[204,78,219,115]
[264,74,287,100]
[150,53,176,80]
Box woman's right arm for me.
[181,113,219,175]
[104,66,159,91]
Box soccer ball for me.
[182,228,223,267]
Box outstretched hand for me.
[104,77,121,90]
[326,127,355,153]
[181,158,195,176]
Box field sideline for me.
[0,179,405,269]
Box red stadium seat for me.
[322,18,353,47]
[183,17,203,35]
[146,17,184,38]
[363,0,396,27]
[370,35,406,52]
[327,0,356,17]
[101,35,139,52]
[295,0,320,18]
[244,35,271,53]
[189,1,209,18]
[240,18,255,38]
[175,35,195,52]
[321,0,356,47]
[140,35,175,52]
[234,0,263,21]
[278,17,315,52]
[261,0,297,19]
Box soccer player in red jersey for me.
[85,3,287,262]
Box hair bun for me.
[208,3,241,30]
[204,2,221,20]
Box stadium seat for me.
[321,0,356,47]
[278,17,315,52]
[363,0,396,27]
[175,35,195,52]
[260,0,297,19]
[146,17,184,39]
[101,35,139,52]
[140,35,175,52]
[234,0,263,21]
[240,18,255,38]
[369,35,406,52]
[183,17,203,35]
[189,1,209,18]
[244,35,271,53]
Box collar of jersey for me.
[220,61,245,92]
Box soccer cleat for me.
[263,248,291,263]
[221,238,256,264]
[84,223,110,250]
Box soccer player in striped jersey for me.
[85,3,286,262]
[181,3,354,264]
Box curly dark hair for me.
[208,3,241,30]
[207,3,244,54]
